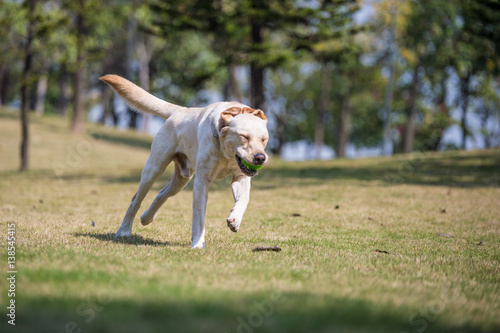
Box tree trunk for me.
[460,71,471,150]
[336,96,351,158]
[314,63,332,159]
[100,84,112,124]
[250,22,265,110]
[426,77,448,151]
[20,0,37,171]
[57,65,68,115]
[35,74,48,115]
[0,62,8,105]
[273,115,286,156]
[127,110,138,131]
[480,108,492,149]
[126,8,138,129]
[381,6,397,156]
[402,65,421,154]
[71,7,86,133]
[224,64,243,102]
[137,32,152,133]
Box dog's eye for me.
[240,135,250,142]
[262,138,269,144]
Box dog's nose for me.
[253,153,266,165]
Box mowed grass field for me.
[0,108,499,333]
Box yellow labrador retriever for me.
[100,75,269,248]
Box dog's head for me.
[218,106,269,177]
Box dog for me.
[100,75,269,249]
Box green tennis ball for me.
[240,158,263,170]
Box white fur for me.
[100,75,269,249]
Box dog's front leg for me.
[227,175,251,232]
[191,177,211,249]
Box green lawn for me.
[1,109,499,333]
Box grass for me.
[0,108,499,333]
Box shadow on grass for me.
[0,109,19,119]
[255,151,500,189]
[74,232,186,247]
[6,137,496,190]
[92,150,499,189]
[89,131,153,150]
[12,292,498,333]
[43,150,499,190]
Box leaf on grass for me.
[437,232,453,237]
[477,240,484,246]
[91,220,96,227]
[374,249,390,254]
[441,208,447,213]
[291,213,301,217]
[335,205,340,209]
[252,246,281,252]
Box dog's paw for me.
[140,212,157,226]
[116,228,132,237]
[227,218,239,232]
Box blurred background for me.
[2,0,500,166]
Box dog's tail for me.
[99,75,186,120]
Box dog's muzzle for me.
[236,155,259,177]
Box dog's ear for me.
[218,107,242,132]
[218,106,267,132]
[242,107,267,121]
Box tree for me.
[249,1,265,110]
[371,0,411,155]
[149,1,343,102]
[383,0,500,153]
[452,0,500,149]
[32,1,73,116]
[59,0,132,131]
[69,0,87,133]
[314,63,332,158]
[134,3,171,132]
[136,32,154,132]
[0,1,27,106]
[373,0,458,153]
[299,0,360,158]
[20,0,37,171]
[398,0,428,154]
[474,76,500,148]
[268,45,384,157]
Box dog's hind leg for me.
[140,154,193,225]
[116,132,176,237]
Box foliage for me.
[269,30,385,150]
[413,104,455,152]
[149,32,225,106]
[368,0,500,153]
